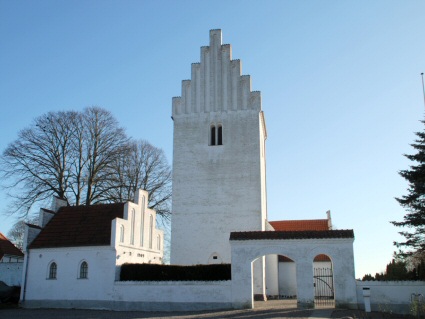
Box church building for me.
[19,29,357,311]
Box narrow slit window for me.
[130,209,135,245]
[140,197,145,247]
[217,125,222,145]
[157,234,161,250]
[210,126,216,145]
[149,215,153,249]
[120,225,124,243]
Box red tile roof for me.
[0,232,24,259]
[269,219,329,231]
[230,230,354,241]
[278,254,331,262]
[314,254,332,262]
[278,255,294,262]
[29,203,124,249]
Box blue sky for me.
[1,1,425,278]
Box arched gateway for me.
[230,230,358,309]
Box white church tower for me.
[171,29,267,267]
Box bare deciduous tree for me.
[104,140,172,219]
[81,107,129,205]
[7,217,38,250]
[1,107,172,220]
[1,111,77,215]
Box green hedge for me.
[120,263,231,281]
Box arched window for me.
[210,126,216,145]
[120,224,124,243]
[157,234,161,250]
[48,262,57,279]
[79,261,88,279]
[140,197,145,247]
[130,209,135,245]
[217,125,223,145]
[149,215,153,249]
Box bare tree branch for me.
[0,107,171,221]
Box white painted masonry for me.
[279,261,297,297]
[230,236,357,309]
[0,263,23,286]
[23,279,232,311]
[114,190,164,266]
[171,29,267,266]
[356,281,425,314]
[111,281,232,311]
[22,246,116,304]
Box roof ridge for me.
[29,202,125,249]
[230,229,354,241]
[270,219,327,222]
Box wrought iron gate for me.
[313,267,335,307]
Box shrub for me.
[120,263,231,281]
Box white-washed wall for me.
[112,281,232,311]
[112,190,164,266]
[231,237,357,309]
[356,281,425,314]
[265,254,279,296]
[22,247,116,303]
[23,278,232,311]
[171,30,266,267]
[0,263,23,286]
[278,262,297,297]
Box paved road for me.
[3,301,398,319]
[0,307,332,319]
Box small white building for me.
[20,189,163,306]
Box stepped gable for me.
[0,232,23,259]
[230,229,354,241]
[29,203,124,249]
[269,219,329,231]
[172,29,261,116]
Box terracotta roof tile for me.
[269,219,329,231]
[314,254,332,262]
[0,232,24,259]
[278,253,331,262]
[278,255,294,262]
[230,230,354,241]
[29,203,124,249]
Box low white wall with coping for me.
[356,280,425,314]
[0,263,23,286]
[23,280,232,311]
[113,280,232,311]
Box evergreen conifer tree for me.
[392,122,425,256]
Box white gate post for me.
[231,245,253,309]
[296,259,314,308]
